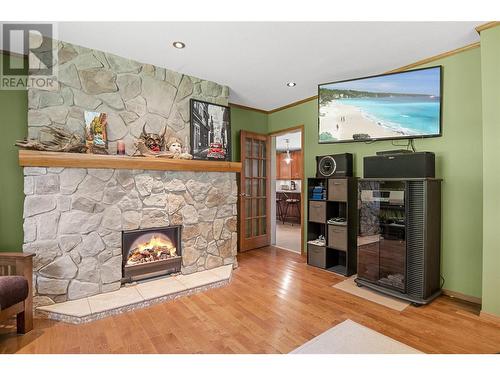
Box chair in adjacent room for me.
[282,193,301,226]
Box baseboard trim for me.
[479,311,500,324]
[273,245,302,255]
[442,288,481,305]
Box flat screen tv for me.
[318,66,442,143]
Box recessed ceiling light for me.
[173,41,186,49]
[286,82,296,87]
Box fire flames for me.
[126,235,178,265]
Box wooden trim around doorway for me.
[269,124,305,255]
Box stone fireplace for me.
[22,166,238,306]
[122,225,182,282]
[22,37,239,307]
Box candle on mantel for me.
[116,140,126,155]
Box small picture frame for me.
[190,99,231,161]
[84,111,108,154]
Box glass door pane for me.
[259,218,266,235]
[252,159,258,177]
[252,140,259,158]
[358,180,407,292]
[245,219,252,238]
[245,159,252,178]
[245,139,252,158]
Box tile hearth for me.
[36,265,233,324]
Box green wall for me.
[0,53,27,252]
[230,106,268,161]
[234,47,484,299]
[480,26,500,316]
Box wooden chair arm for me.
[0,253,34,275]
[0,252,35,260]
[0,252,34,332]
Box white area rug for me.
[333,276,410,311]
[291,319,422,354]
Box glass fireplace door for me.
[358,180,407,293]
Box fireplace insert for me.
[122,225,182,283]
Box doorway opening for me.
[270,126,304,254]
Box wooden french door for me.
[239,131,271,251]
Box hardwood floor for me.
[1,246,500,354]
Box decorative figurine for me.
[134,126,192,159]
[165,132,193,159]
[140,124,166,152]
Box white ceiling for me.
[276,131,301,151]
[53,22,482,111]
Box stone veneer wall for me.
[28,38,229,154]
[23,38,236,306]
[23,166,238,306]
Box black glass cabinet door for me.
[358,180,407,292]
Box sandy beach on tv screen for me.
[319,101,407,142]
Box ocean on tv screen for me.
[318,67,441,143]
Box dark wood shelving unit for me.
[306,177,358,276]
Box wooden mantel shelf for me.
[18,150,242,173]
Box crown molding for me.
[267,95,318,114]
[475,21,500,34]
[386,42,480,73]
[229,102,268,114]
[2,31,485,117]
[231,95,319,115]
[265,41,481,114]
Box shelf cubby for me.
[307,176,358,276]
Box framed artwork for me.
[84,111,108,154]
[190,99,231,161]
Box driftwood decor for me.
[15,126,87,153]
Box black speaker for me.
[364,152,435,178]
[316,153,353,178]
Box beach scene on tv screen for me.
[318,67,441,143]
